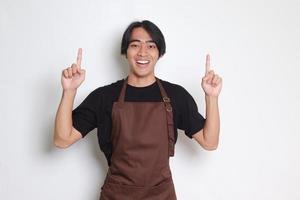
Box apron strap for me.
[118,77,128,103]
[156,78,175,157]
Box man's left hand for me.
[201,54,223,97]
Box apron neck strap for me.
[118,76,170,103]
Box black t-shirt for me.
[72,77,205,165]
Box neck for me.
[127,74,156,87]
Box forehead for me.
[130,27,153,42]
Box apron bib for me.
[100,77,177,200]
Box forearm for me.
[54,89,77,141]
[203,95,220,148]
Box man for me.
[54,20,222,199]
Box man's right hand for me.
[61,48,86,91]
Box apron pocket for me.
[100,177,176,200]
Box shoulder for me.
[91,78,124,94]
[157,78,196,110]
[88,78,125,100]
[158,78,190,97]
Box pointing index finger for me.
[76,48,82,68]
[205,54,210,74]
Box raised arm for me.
[192,54,222,150]
[54,48,86,148]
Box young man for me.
[54,20,222,200]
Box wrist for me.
[63,89,77,96]
[205,95,218,102]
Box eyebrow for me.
[129,39,156,44]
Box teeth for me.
[136,60,150,64]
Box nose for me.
[137,43,147,56]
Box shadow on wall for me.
[176,129,207,159]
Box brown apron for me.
[100,77,177,200]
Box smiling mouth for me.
[136,60,150,67]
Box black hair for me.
[121,20,166,57]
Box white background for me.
[1,0,300,199]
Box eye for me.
[130,43,140,48]
[148,44,156,49]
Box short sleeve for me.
[178,88,206,139]
[72,90,99,138]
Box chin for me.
[130,66,151,76]
[131,69,153,78]
[133,72,151,78]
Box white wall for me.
[1,0,300,199]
